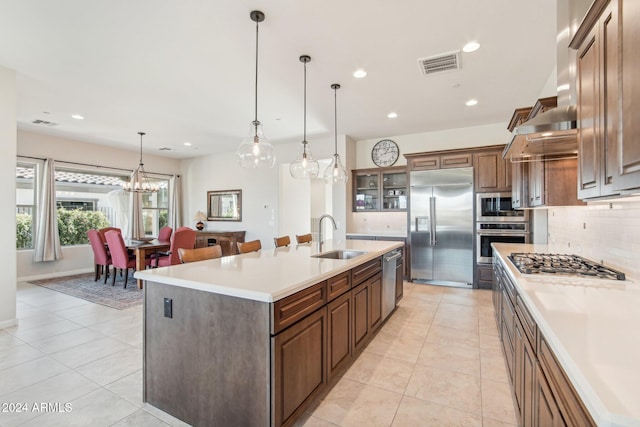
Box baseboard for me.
[18,268,93,283]
[0,318,18,329]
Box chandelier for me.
[123,132,159,193]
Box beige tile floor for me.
[0,281,517,426]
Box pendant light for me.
[123,132,159,193]
[323,83,348,184]
[290,55,319,179]
[237,10,276,169]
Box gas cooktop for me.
[508,253,626,281]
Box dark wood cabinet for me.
[494,257,595,427]
[352,280,370,353]
[273,307,327,426]
[511,160,528,209]
[527,156,584,208]
[194,230,245,256]
[407,151,472,171]
[474,150,512,192]
[476,264,493,290]
[368,273,383,331]
[352,166,407,212]
[534,363,566,427]
[573,0,640,198]
[327,291,352,380]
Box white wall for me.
[355,122,512,169]
[0,66,17,328]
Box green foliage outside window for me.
[16,209,110,249]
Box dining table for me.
[125,238,170,289]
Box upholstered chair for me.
[153,227,197,267]
[88,229,112,283]
[104,230,140,288]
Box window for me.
[54,167,126,246]
[141,177,170,237]
[16,162,36,249]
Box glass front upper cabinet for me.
[352,167,407,212]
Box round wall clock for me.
[371,139,399,167]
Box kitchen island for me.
[135,239,403,427]
[492,243,640,427]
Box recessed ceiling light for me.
[353,69,367,78]
[71,114,84,120]
[462,42,480,53]
[387,112,398,119]
[183,142,192,146]
[465,99,478,106]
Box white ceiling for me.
[0,0,557,159]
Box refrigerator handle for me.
[430,197,436,245]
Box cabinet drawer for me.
[352,257,382,286]
[538,335,596,427]
[327,271,351,301]
[273,282,326,334]
[441,153,472,168]
[501,320,515,382]
[516,294,537,351]
[502,290,515,342]
[409,156,440,170]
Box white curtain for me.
[129,190,144,240]
[33,158,62,262]
[169,174,182,230]
[106,189,130,237]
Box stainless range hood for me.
[503,103,578,160]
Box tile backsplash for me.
[547,197,640,281]
[348,212,407,235]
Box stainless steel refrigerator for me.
[409,167,473,286]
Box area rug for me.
[29,273,143,310]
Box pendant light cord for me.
[138,132,145,166]
[303,60,307,144]
[333,86,338,154]
[254,18,259,125]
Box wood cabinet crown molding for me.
[569,0,612,49]
[507,107,533,132]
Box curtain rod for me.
[18,155,180,178]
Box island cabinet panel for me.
[352,280,370,353]
[273,307,327,427]
[368,273,383,331]
[144,282,271,427]
[272,281,326,334]
[327,291,353,380]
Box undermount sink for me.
[311,250,366,260]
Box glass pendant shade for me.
[290,141,319,179]
[237,120,275,168]
[324,153,348,184]
[237,10,276,169]
[324,83,349,184]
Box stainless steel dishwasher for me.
[382,249,402,320]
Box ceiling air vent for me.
[32,119,59,127]
[418,50,460,76]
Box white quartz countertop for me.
[134,239,402,303]
[492,243,640,427]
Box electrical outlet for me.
[164,298,172,318]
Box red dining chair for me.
[158,226,173,242]
[153,227,197,268]
[88,229,112,283]
[105,230,149,288]
[98,227,120,245]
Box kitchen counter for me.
[493,243,640,427]
[134,239,402,302]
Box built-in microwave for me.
[476,192,529,223]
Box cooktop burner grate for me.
[508,253,626,280]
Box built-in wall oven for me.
[476,222,530,263]
[476,192,529,222]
